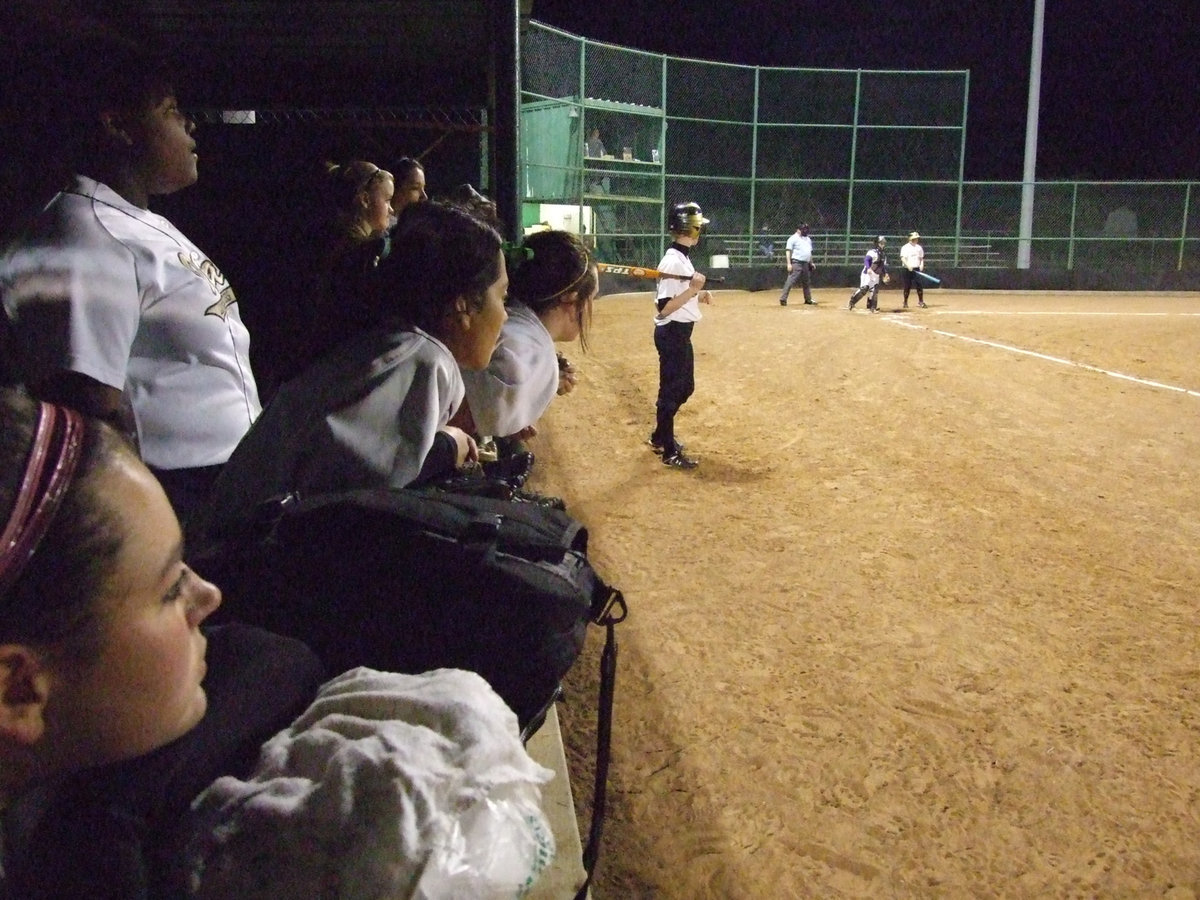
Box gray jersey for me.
[205,326,462,535]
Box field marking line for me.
[885,318,1200,398]
[928,310,1200,317]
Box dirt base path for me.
[526,288,1200,899]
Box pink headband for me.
[0,402,85,595]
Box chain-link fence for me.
[522,22,1197,274]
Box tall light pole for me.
[1017,0,1046,269]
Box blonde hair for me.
[326,160,394,240]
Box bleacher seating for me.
[709,236,1005,269]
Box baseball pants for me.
[651,320,695,453]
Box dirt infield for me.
[525,288,1200,899]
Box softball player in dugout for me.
[0,29,261,529]
[458,229,596,456]
[196,201,507,541]
[648,202,713,470]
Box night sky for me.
[528,0,1196,182]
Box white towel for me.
[186,667,556,899]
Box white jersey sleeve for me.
[1,189,141,390]
[1,175,261,469]
[654,246,702,325]
[460,304,559,437]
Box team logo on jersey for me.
[179,251,239,319]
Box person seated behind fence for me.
[453,230,597,459]
[0,388,325,898]
[196,200,508,541]
[758,224,775,259]
[585,127,606,157]
[0,26,262,530]
[0,389,556,898]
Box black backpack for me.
[192,487,626,899]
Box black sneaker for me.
[804,300,817,305]
[512,488,567,510]
[662,450,699,469]
[919,300,928,308]
[646,436,685,455]
[481,450,535,488]
[779,300,787,306]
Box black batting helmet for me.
[668,201,710,236]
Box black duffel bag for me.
[193,486,625,739]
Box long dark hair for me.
[366,201,503,335]
[391,157,424,185]
[0,389,124,659]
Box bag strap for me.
[574,585,627,900]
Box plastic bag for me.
[415,781,556,899]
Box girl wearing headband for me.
[457,229,597,458]
[0,388,322,897]
[326,160,396,242]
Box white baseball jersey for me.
[460,303,559,437]
[900,241,924,270]
[654,245,702,325]
[204,326,463,535]
[0,175,260,469]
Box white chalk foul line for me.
[929,310,1200,317]
[885,318,1200,398]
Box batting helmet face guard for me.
[669,202,710,236]
[876,235,887,248]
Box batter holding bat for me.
[647,201,712,470]
[900,231,928,308]
[598,262,725,281]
